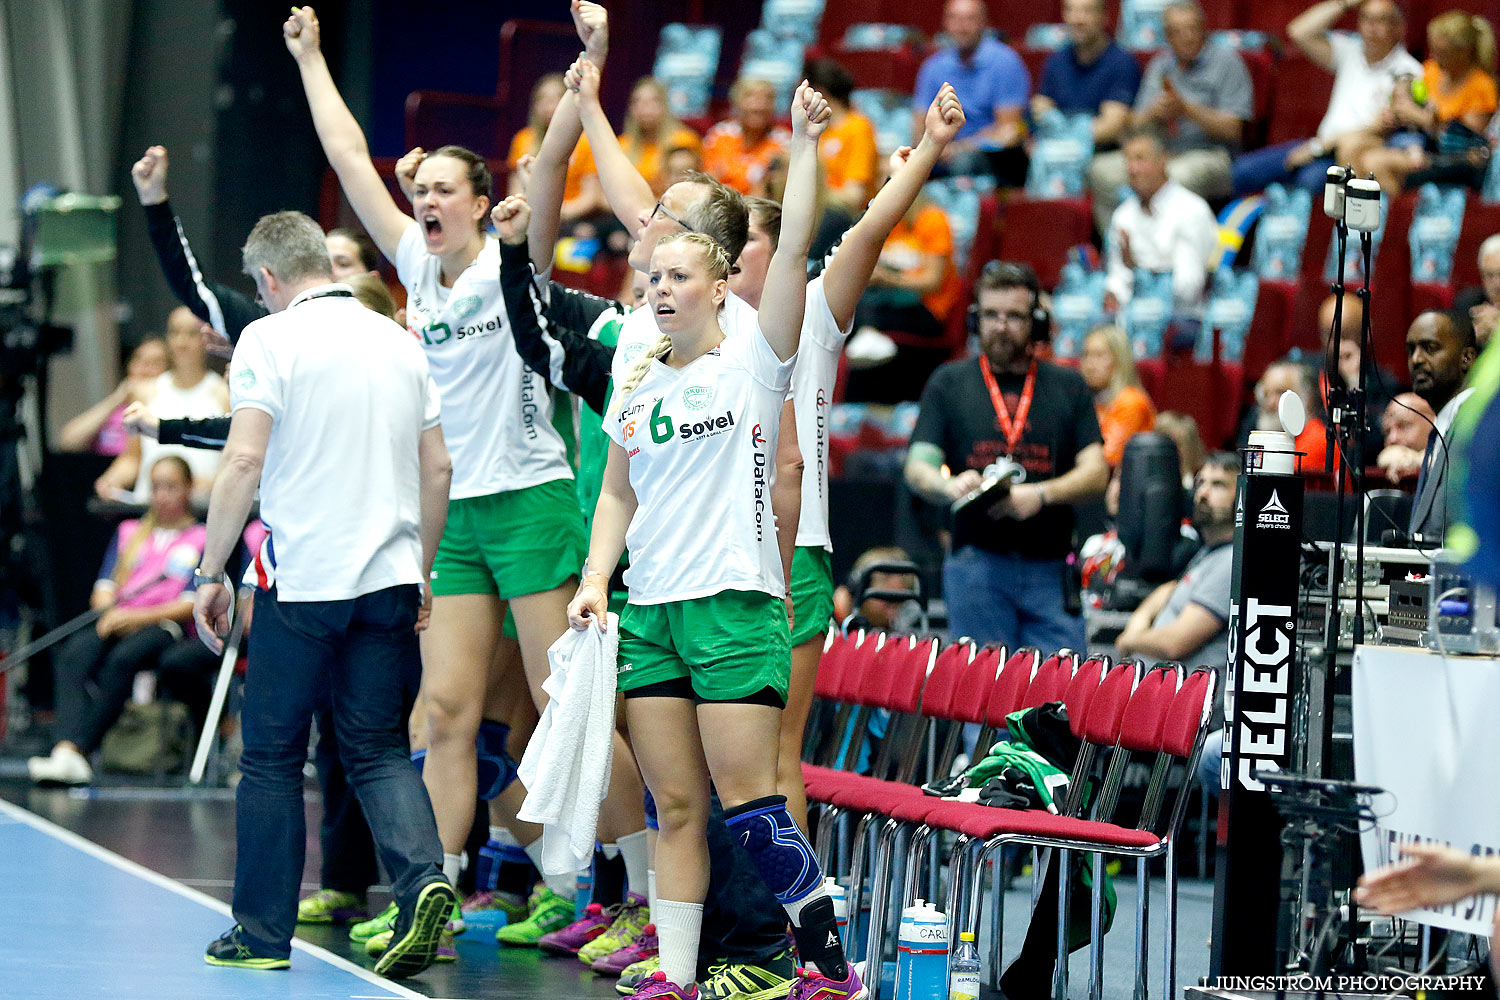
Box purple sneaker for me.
[787,965,867,1000]
[538,901,612,955]
[591,922,660,976]
[630,970,698,998]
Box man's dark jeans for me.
[233,583,442,956]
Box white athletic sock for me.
[617,829,650,899]
[442,853,462,885]
[523,837,577,900]
[647,869,658,922]
[653,898,704,988]
[601,841,620,860]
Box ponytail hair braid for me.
[618,332,674,402]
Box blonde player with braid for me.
[568,79,864,1000]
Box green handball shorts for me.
[789,546,835,646]
[429,479,587,600]
[617,590,792,703]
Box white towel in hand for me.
[517,616,618,876]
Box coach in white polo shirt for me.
[191,210,455,979]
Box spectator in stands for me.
[703,77,791,195]
[1406,309,1477,542]
[59,336,167,455]
[27,455,205,786]
[1377,391,1437,482]
[1089,0,1251,232]
[1102,125,1220,319]
[1115,449,1236,672]
[1455,233,1500,350]
[1155,410,1207,486]
[324,228,378,279]
[805,58,879,213]
[619,76,703,195]
[1236,358,1330,470]
[1031,0,1142,150]
[664,144,704,187]
[832,546,924,631]
[1354,11,1498,195]
[1080,323,1157,466]
[913,0,1030,185]
[507,73,605,224]
[94,306,229,503]
[905,261,1109,661]
[1233,0,1422,197]
[844,187,961,401]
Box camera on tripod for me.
[1324,166,1382,233]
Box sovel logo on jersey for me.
[648,398,737,444]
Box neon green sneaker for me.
[578,893,650,965]
[348,901,397,943]
[447,900,467,935]
[296,888,368,924]
[698,951,797,1000]
[364,926,457,962]
[616,955,661,994]
[495,886,575,947]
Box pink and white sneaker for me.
[591,922,660,976]
[786,965,867,1000]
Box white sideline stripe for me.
[0,798,425,1000]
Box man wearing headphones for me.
[905,261,1109,665]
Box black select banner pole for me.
[1210,463,1305,978]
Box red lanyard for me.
[979,358,1037,456]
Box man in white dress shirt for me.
[1104,124,1220,320]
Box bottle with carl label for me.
[894,898,924,999]
[898,901,949,1000]
[948,930,980,1000]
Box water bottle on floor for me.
[895,898,925,999]
[823,876,849,940]
[909,902,949,1000]
[948,931,980,1000]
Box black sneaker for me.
[204,925,291,970]
[373,879,457,979]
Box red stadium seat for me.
[833,46,922,93]
[1239,48,1277,150]
[995,195,1093,290]
[1244,279,1296,386]
[1451,196,1500,293]
[1266,55,1334,147]
[404,91,509,160]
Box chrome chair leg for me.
[1053,848,1070,1000]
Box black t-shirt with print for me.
[911,357,1102,559]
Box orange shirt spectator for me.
[805,58,880,210]
[1421,60,1498,125]
[1097,388,1158,466]
[627,127,703,194]
[820,111,879,208]
[1080,325,1156,466]
[507,128,595,204]
[879,204,962,321]
[703,78,790,194]
[619,77,704,194]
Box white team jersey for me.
[612,287,760,384]
[790,276,850,551]
[604,330,795,604]
[230,285,442,602]
[396,226,572,499]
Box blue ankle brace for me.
[722,794,822,905]
[476,721,518,801]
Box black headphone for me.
[968,259,1051,343]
